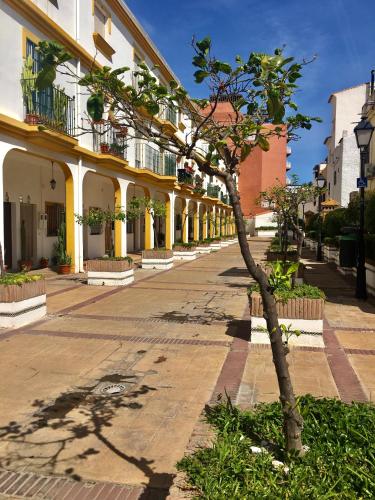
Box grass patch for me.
[0,273,43,286]
[249,283,325,300]
[178,396,375,499]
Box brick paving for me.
[1,239,375,499]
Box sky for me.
[124,0,374,182]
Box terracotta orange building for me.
[209,97,289,232]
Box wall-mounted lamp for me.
[50,161,57,190]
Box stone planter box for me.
[196,244,211,254]
[255,229,277,238]
[249,292,324,334]
[210,241,222,251]
[173,246,197,260]
[142,249,174,270]
[86,259,134,286]
[266,251,298,262]
[0,279,46,328]
[323,245,339,264]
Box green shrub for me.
[249,283,325,300]
[365,234,375,261]
[323,236,339,248]
[173,242,195,249]
[96,256,133,263]
[178,396,375,499]
[0,273,43,286]
[322,208,347,238]
[305,213,319,233]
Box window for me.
[46,202,65,237]
[127,221,134,234]
[26,38,41,73]
[94,2,108,38]
[334,171,337,185]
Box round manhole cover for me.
[101,384,126,395]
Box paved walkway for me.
[0,239,374,499]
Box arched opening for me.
[2,149,72,271]
[174,196,185,243]
[126,184,150,253]
[189,200,197,242]
[82,171,116,260]
[199,203,206,241]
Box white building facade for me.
[324,84,368,207]
[0,0,234,272]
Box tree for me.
[36,37,320,453]
[260,177,322,262]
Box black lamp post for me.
[354,117,374,300]
[316,174,326,261]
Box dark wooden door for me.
[3,202,12,268]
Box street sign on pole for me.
[357,177,368,188]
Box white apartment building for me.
[324,83,368,207]
[0,0,233,272]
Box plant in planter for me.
[173,241,197,260]
[249,261,325,337]
[0,272,46,328]
[53,222,72,274]
[100,142,110,154]
[40,257,49,269]
[141,248,174,269]
[86,256,134,286]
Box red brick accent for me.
[344,348,375,355]
[20,328,230,348]
[249,343,325,353]
[323,319,367,403]
[210,304,250,404]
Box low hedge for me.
[249,283,325,300]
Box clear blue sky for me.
[125,0,374,182]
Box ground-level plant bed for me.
[141,249,174,270]
[0,274,46,328]
[196,240,212,254]
[173,243,197,260]
[249,285,325,335]
[86,257,134,286]
[177,396,375,499]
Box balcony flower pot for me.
[173,244,197,260]
[248,289,325,338]
[25,113,41,125]
[142,249,174,270]
[86,257,134,286]
[100,143,110,154]
[18,259,33,272]
[40,257,49,269]
[0,275,46,328]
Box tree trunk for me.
[226,174,303,453]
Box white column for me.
[183,197,190,243]
[168,191,176,248]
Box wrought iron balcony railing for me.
[135,142,177,176]
[207,184,221,198]
[177,169,194,186]
[161,106,178,126]
[93,121,128,160]
[21,77,75,136]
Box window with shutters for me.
[46,202,65,237]
[26,38,41,73]
[94,2,109,38]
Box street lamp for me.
[316,174,326,261]
[354,117,374,300]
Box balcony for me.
[93,121,128,160]
[286,161,292,171]
[135,142,177,176]
[177,169,194,186]
[207,184,221,198]
[286,145,292,156]
[221,193,229,204]
[21,77,75,136]
[161,106,178,126]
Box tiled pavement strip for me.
[0,240,375,498]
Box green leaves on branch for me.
[34,40,72,90]
[195,37,211,55]
[87,93,104,121]
[194,70,210,83]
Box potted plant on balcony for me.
[21,56,40,125]
[100,142,110,154]
[86,256,134,286]
[0,272,46,328]
[173,241,197,260]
